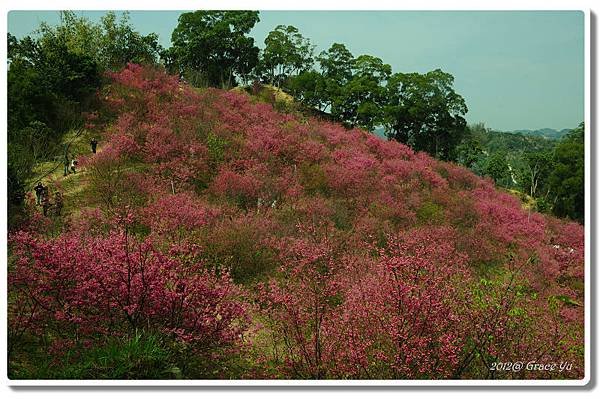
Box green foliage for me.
[39,11,162,71]
[287,43,393,131]
[547,123,584,222]
[7,30,101,226]
[479,130,556,154]
[10,332,176,379]
[286,70,327,110]
[8,32,100,133]
[384,69,467,160]
[166,11,260,87]
[455,137,485,169]
[483,152,510,184]
[549,295,582,308]
[70,333,174,379]
[331,200,353,230]
[86,158,148,212]
[417,201,445,225]
[7,165,26,227]
[459,122,584,223]
[7,11,163,226]
[299,163,329,195]
[287,43,354,113]
[318,43,355,84]
[202,223,277,284]
[206,132,229,166]
[316,43,355,111]
[260,25,314,87]
[518,150,553,198]
[534,196,552,213]
[337,55,392,130]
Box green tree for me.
[318,43,354,83]
[287,43,354,113]
[286,70,327,110]
[166,10,260,87]
[384,69,467,160]
[547,123,584,222]
[289,46,391,130]
[455,123,487,169]
[259,25,314,87]
[316,43,355,111]
[8,32,100,133]
[95,12,162,69]
[484,152,510,185]
[334,55,391,130]
[518,150,554,198]
[38,11,162,70]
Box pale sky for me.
[7,10,585,131]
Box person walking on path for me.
[34,182,45,205]
[70,158,78,174]
[90,138,98,154]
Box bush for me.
[417,201,445,225]
[299,163,329,196]
[201,217,277,284]
[8,227,248,371]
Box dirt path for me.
[28,129,100,218]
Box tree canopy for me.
[287,42,354,113]
[334,55,392,130]
[384,69,468,160]
[456,122,585,223]
[548,123,584,222]
[38,11,162,70]
[259,25,314,87]
[165,10,260,87]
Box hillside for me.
[8,65,584,380]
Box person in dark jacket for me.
[34,182,45,205]
[90,138,98,154]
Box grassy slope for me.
[27,129,96,220]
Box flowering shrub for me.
[323,227,469,379]
[8,228,247,354]
[211,166,264,209]
[142,193,217,240]
[258,225,346,379]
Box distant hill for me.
[373,126,571,141]
[481,129,558,154]
[511,128,571,140]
